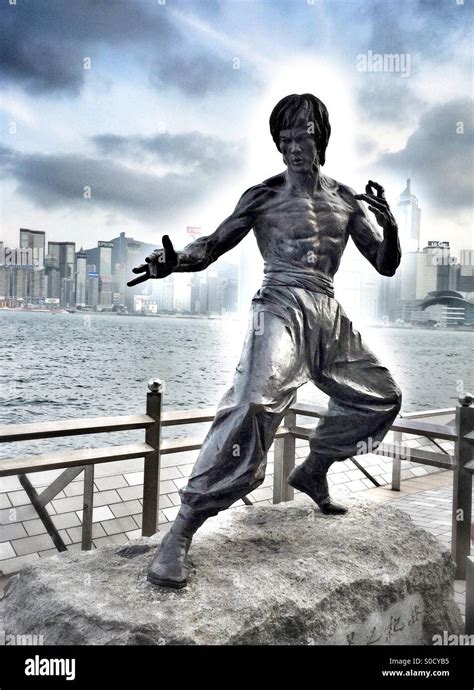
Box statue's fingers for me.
[127,274,149,287]
[132,263,148,274]
[365,182,373,194]
[162,234,176,258]
[369,180,386,198]
[356,193,385,209]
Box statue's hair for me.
[269,93,331,166]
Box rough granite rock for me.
[0,498,463,645]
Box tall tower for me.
[396,178,421,252]
[20,228,45,268]
[75,249,87,307]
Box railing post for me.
[273,410,296,504]
[81,465,94,550]
[466,556,474,634]
[391,431,402,491]
[451,393,474,579]
[142,378,163,537]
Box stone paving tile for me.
[110,499,142,519]
[51,495,84,514]
[0,476,22,492]
[177,463,195,478]
[117,485,143,502]
[124,472,144,486]
[95,475,129,492]
[160,466,184,481]
[90,506,115,523]
[0,522,28,541]
[102,516,136,536]
[12,533,57,557]
[157,494,173,510]
[411,466,429,477]
[345,469,363,482]
[6,490,32,507]
[51,512,82,530]
[167,492,181,507]
[93,534,128,548]
[347,479,367,493]
[24,519,51,537]
[1,504,45,522]
[125,529,142,541]
[0,541,16,560]
[159,480,178,494]
[260,474,274,489]
[0,493,11,510]
[172,477,188,491]
[27,470,63,487]
[0,552,40,575]
[67,523,106,542]
[94,490,122,508]
[248,486,274,502]
[132,510,169,527]
[161,451,199,468]
[63,482,85,498]
[162,505,180,522]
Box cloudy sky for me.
[0,0,472,257]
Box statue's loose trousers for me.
[180,270,402,517]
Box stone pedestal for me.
[0,499,463,645]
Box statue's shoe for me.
[288,466,348,515]
[147,531,191,589]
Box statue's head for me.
[269,93,331,172]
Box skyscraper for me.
[75,249,87,307]
[396,178,421,252]
[47,241,76,306]
[459,250,474,292]
[20,229,45,269]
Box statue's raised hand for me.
[354,181,397,232]
[127,235,178,286]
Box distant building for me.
[86,267,99,308]
[47,241,76,307]
[107,232,156,311]
[207,271,221,314]
[0,239,45,305]
[459,249,474,292]
[75,249,87,307]
[396,178,421,252]
[20,228,45,269]
[45,255,60,300]
[10,266,30,302]
[83,241,113,308]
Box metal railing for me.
[0,382,473,629]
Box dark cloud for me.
[1,130,245,220]
[0,0,245,96]
[377,99,473,210]
[93,131,243,170]
[150,52,251,97]
[355,76,426,126]
[355,0,470,57]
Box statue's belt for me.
[261,270,335,298]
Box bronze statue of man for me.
[128,93,402,589]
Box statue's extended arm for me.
[174,186,261,272]
[127,186,263,286]
[350,180,401,277]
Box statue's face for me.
[279,126,318,173]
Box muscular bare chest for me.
[255,187,351,249]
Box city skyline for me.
[1,175,473,326]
